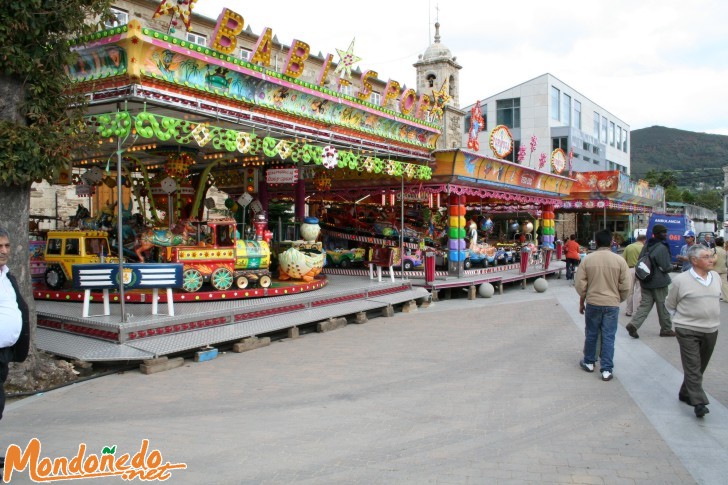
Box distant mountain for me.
[630,126,728,188]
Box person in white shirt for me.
[666,244,721,418]
[0,226,31,469]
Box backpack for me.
[635,244,658,281]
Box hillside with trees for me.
[631,126,728,189]
[631,126,728,219]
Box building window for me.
[561,94,571,125]
[187,32,207,46]
[616,125,622,150]
[583,156,591,162]
[583,141,590,151]
[550,86,560,120]
[496,98,520,129]
[370,92,381,105]
[239,47,252,60]
[339,83,353,96]
[504,140,521,163]
[593,146,599,155]
[593,112,600,137]
[426,74,436,87]
[552,137,568,151]
[105,7,128,29]
[573,100,581,129]
[609,121,615,146]
[623,128,629,152]
[601,116,608,143]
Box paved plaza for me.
[3,276,728,484]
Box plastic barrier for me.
[425,251,436,285]
[366,247,395,283]
[520,246,530,273]
[72,263,183,317]
[543,248,552,270]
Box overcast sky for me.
[194,0,728,135]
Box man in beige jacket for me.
[575,229,631,381]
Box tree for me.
[644,169,678,189]
[0,0,112,389]
[664,185,682,203]
[681,189,696,204]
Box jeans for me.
[565,258,580,280]
[583,304,619,372]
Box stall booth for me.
[560,171,664,247]
[424,149,574,276]
[299,146,575,284]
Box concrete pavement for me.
[3,275,727,484]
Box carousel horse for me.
[110,207,147,260]
[68,204,91,227]
[115,201,145,245]
[134,220,194,262]
[69,204,114,231]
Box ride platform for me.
[35,275,429,362]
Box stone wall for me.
[30,180,233,230]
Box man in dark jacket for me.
[626,224,676,338]
[0,226,31,469]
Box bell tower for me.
[414,22,465,149]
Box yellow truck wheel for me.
[44,266,66,289]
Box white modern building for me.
[463,73,630,175]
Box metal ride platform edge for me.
[324,260,566,296]
[34,260,564,363]
[35,274,429,362]
[412,260,566,297]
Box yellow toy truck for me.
[43,230,118,289]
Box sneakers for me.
[660,329,676,337]
[601,370,613,381]
[694,404,710,418]
[626,323,639,339]
[579,360,594,373]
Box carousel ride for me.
[34,152,328,303]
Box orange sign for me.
[4,438,186,482]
